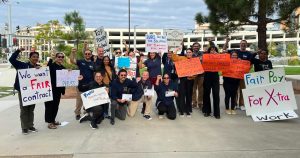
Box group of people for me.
[9,38,273,134]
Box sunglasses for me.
[116,52,121,54]
[120,74,127,77]
[57,56,64,59]
[85,53,92,55]
[163,77,169,79]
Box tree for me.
[268,42,279,57]
[35,20,64,61]
[286,42,298,57]
[63,11,88,50]
[195,0,300,50]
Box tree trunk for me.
[257,0,268,50]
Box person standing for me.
[202,46,221,119]
[70,48,95,120]
[139,52,162,84]
[9,48,39,135]
[223,51,240,115]
[223,38,253,111]
[252,49,273,72]
[44,52,66,129]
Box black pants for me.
[103,103,109,115]
[86,105,104,124]
[203,72,220,117]
[45,90,61,123]
[178,78,194,115]
[18,92,35,130]
[157,102,176,120]
[223,78,240,110]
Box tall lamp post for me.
[134,25,138,51]
[128,0,131,50]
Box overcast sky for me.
[0,0,208,32]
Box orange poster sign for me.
[174,58,204,78]
[202,54,231,72]
[222,59,251,79]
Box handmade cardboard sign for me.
[18,67,53,106]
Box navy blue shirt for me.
[76,59,95,87]
[110,78,141,102]
[9,50,40,91]
[228,49,253,61]
[144,56,162,78]
[154,81,178,106]
[252,58,273,72]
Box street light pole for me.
[134,25,138,51]
[128,0,131,51]
[7,3,12,60]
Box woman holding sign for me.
[202,46,220,119]
[172,48,196,117]
[154,74,178,120]
[9,48,39,135]
[138,52,162,84]
[44,52,66,129]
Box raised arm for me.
[222,37,230,51]
[9,48,26,68]
[69,48,77,65]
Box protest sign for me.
[242,81,297,116]
[145,34,168,52]
[164,29,184,52]
[174,58,204,77]
[81,87,110,109]
[18,67,53,106]
[202,54,231,72]
[144,88,154,97]
[251,110,298,122]
[222,59,251,79]
[122,94,132,101]
[94,27,110,55]
[56,70,80,87]
[165,91,175,97]
[244,68,285,88]
[117,57,130,68]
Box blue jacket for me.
[9,50,40,91]
[154,81,178,106]
[110,78,142,102]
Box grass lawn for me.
[283,67,300,75]
[0,87,14,98]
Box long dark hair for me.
[101,56,113,68]
[207,46,219,53]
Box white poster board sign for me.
[56,70,80,87]
[144,88,154,97]
[18,67,53,106]
[145,34,168,53]
[81,87,110,109]
[95,26,110,56]
[244,68,285,88]
[165,29,184,52]
[242,81,297,116]
[252,110,298,122]
[122,94,132,101]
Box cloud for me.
[0,0,208,31]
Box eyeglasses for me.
[163,77,169,79]
[57,56,64,59]
[120,74,127,77]
[116,52,121,54]
[85,53,92,55]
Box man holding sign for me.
[110,69,140,125]
[9,48,40,135]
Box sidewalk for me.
[0,89,299,158]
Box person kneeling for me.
[154,74,178,120]
[79,72,108,129]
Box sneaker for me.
[144,115,152,120]
[179,114,185,118]
[158,115,164,119]
[79,113,89,123]
[75,115,81,120]
[22,129,28,135]
[215,115,221,119]
[225,109,231,115]
[240,106,246,111]
[28,127,38,132]
[186,114,192,118]
[231,110,237,115]
[90,122,98,129]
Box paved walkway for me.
[0,89,299,158]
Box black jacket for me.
[47,59,66,95]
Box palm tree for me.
[63,11,88,50]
